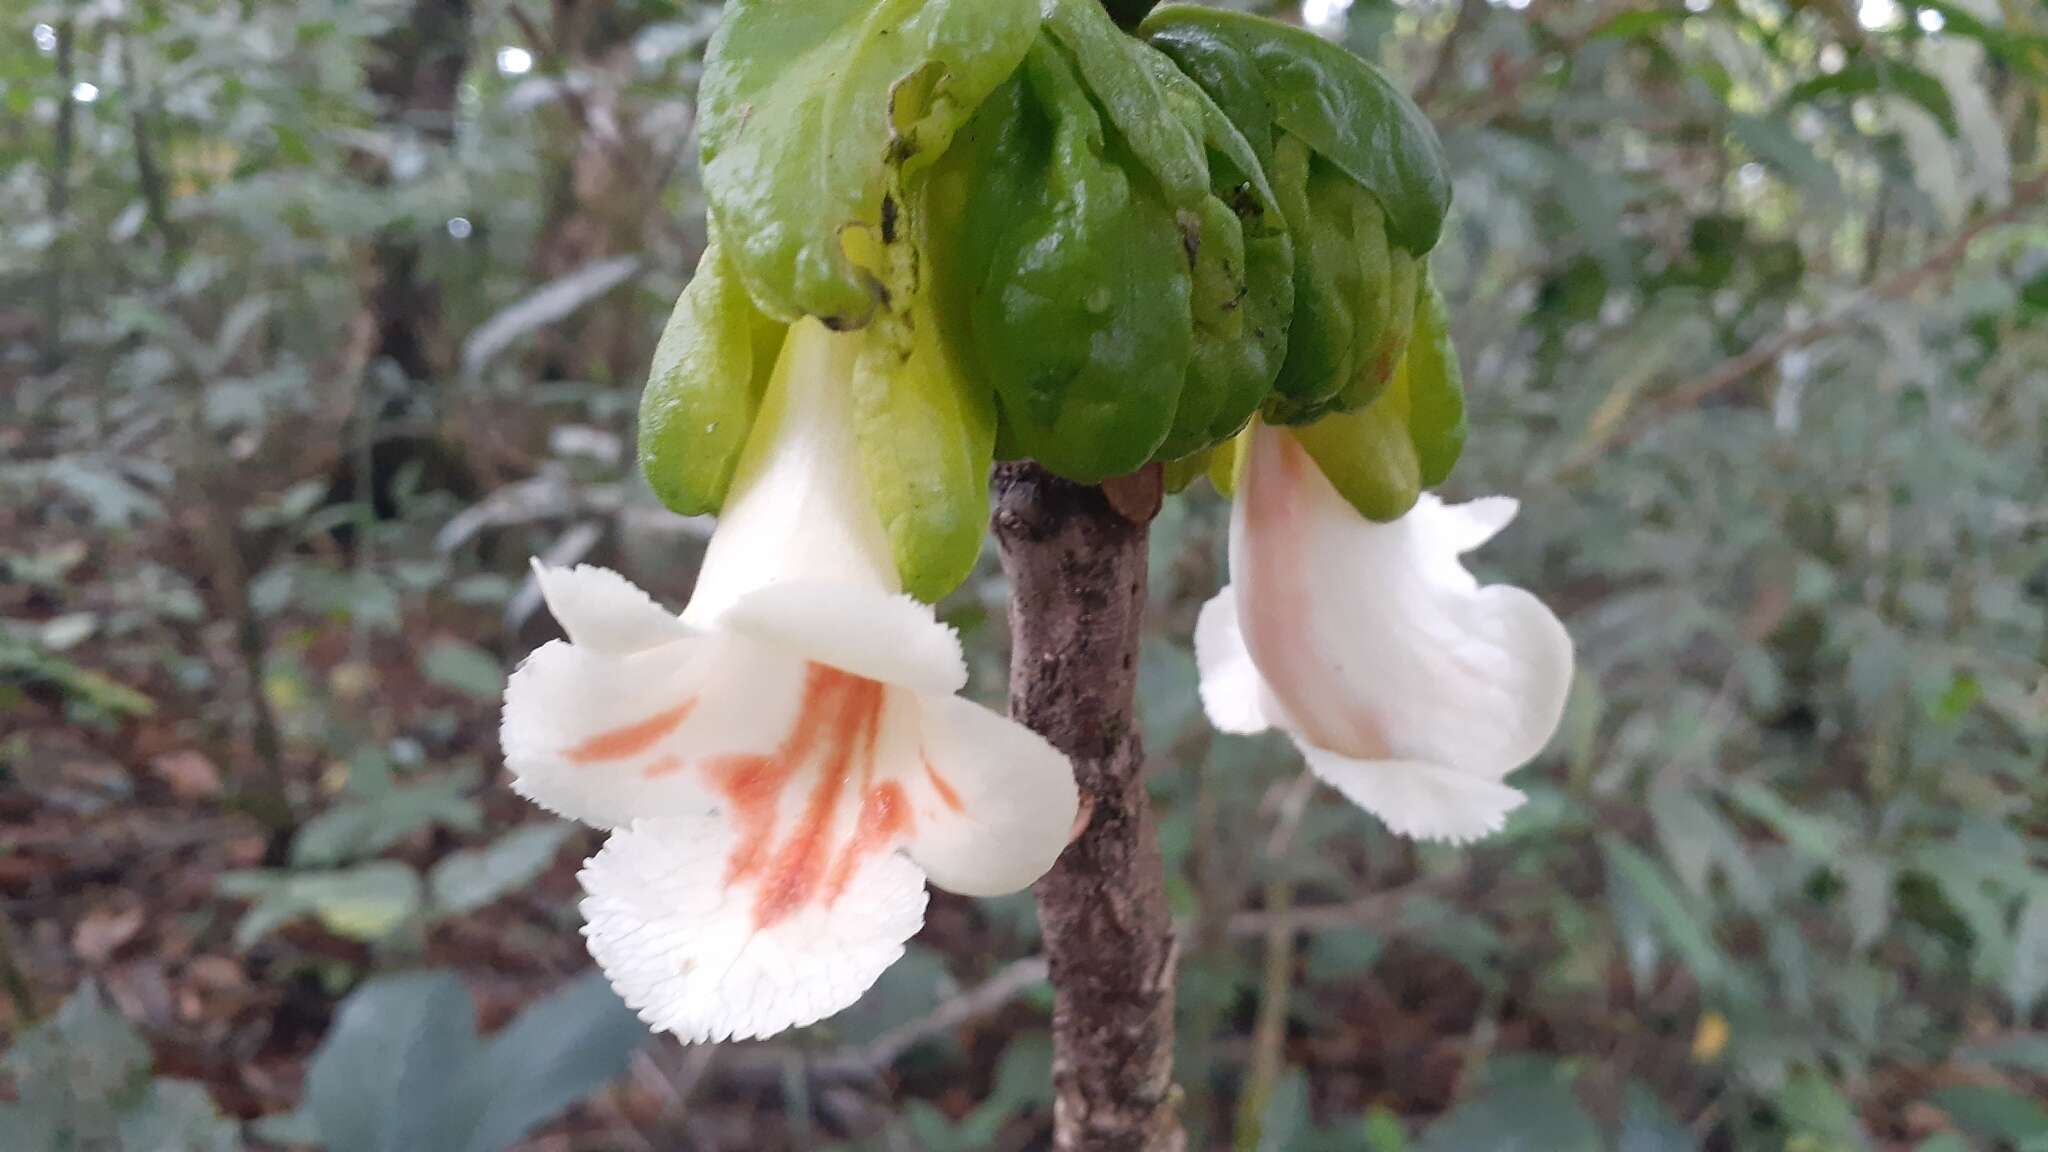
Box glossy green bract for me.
[699,0,1037,328]
[936,0,1303,482]
[939,33,1192,483]
[1147,7,1450,429]
[1148,51,1294,457]
[1142,4,1452,254]
[639,239,786,516]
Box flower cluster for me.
[500,0,1574,1043]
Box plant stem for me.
[993,462,1183,1152]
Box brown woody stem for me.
[994,462,1183,1152]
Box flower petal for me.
[581,816,927,1043]
[902,694,1077,898]
[721,580,967,696]
[1192,585,1279,736]
[683,319,900,627]
[501,629,807,829]
[1300,747,1526,844]
[532,562,691,654]
[1223,424,1573,839]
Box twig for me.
[690,961,1053,1085]
[1432,0,1642,125]
[506,5,626,165]
[1232,770,1318,1151]
[714,878,1461,1092]
[1556,169,2048,477]
[120,29,181,274]
[41,18,75,370]
[0,909,36,1022]
[1414,0,1488,109]
[839,956,1051,1076]
[172,381,295,845]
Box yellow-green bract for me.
[698,0,1039,328]
[638,238,785,517]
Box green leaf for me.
[1783,59,1956,135]
[2007,892,2048,1013]
[298,970,642,1152]
[220,862,424,948]
[828,944,951,1048]
[1143,4,1451,253]
[1727,778,1848,862]
[1591,9,1689,41]
[1919,2,2048,79]
[305,972,481,1152]
[117,1081,243,1152]
[427,824,571,918]
[2,984,241,1152]
[639,238,787,516]
[1619,1081,1695,1152]
[1961,1035,2048,1077]
[1730,114,1841,203]
[291,769,481,868]
[1777,1067,1867,1150]
[1931,1085,2048,1148]
[1602,837,1727,989]
[420,638,503,702]
[699,0,1039,326]
[1418,1057,1600,1152]
[464,972,647,1152]
[4,982,151,1109]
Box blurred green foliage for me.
[1,0,2043,1149]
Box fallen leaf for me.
[150,750,223,800]
[73,900,146,964]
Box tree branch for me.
[995,461,1183,1152]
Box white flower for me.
[1195,422,1574,843]
[502,319,1076,1043]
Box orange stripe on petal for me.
[567,698,697,764]
[922,757,965,813]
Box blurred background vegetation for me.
[2,0,2044,1149]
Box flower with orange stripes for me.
[502,320,1077,1042]
[1195,421,1575,843]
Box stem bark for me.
[994,463,1183,1152]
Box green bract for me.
[847,184,997,604]
[699,0,1038,327]
[1289,270,1469,521]
[648,0,1472,598]
[935,0,1301,482]
[1142,5,1451,254]
[938,34,1192,483]
[1406,273,1467,488]
[638,238,786,517]
[1146,4,1451,428]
